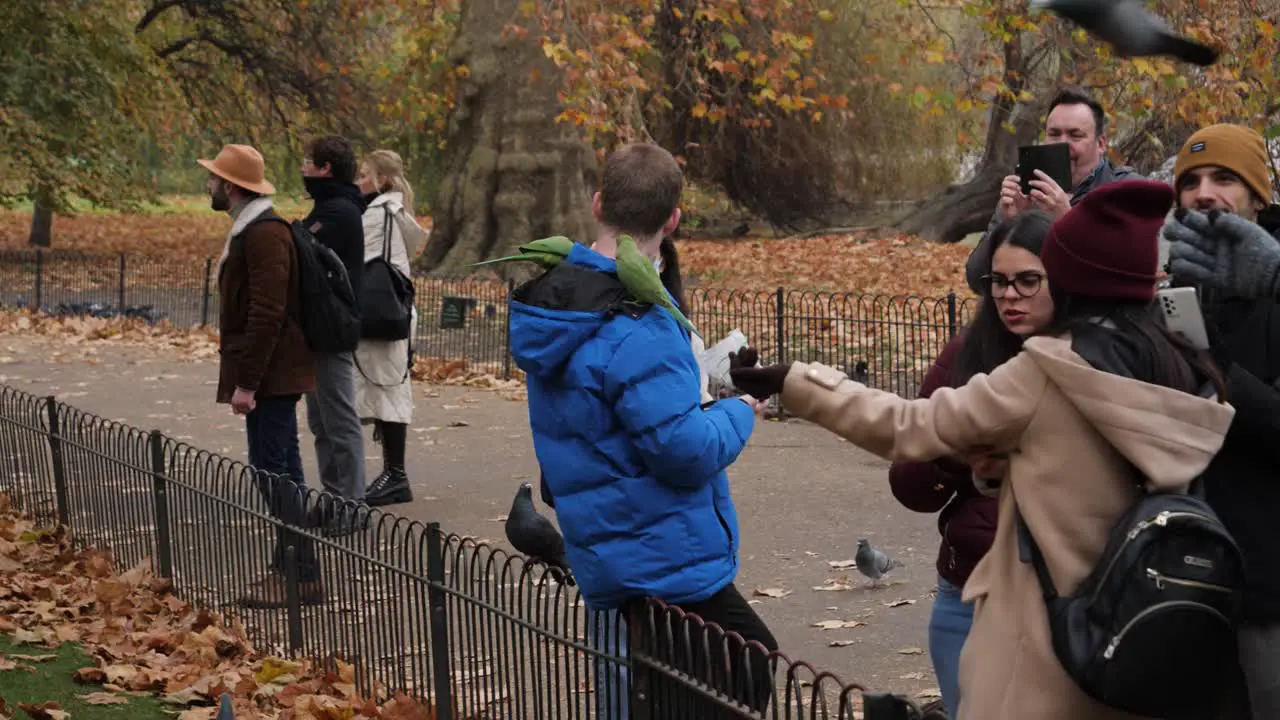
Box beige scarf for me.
[213,196,275,280]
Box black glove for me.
[730,363,792,400]
[729,346,759,370]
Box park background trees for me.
[3,0,1278,262]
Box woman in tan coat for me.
[732,180,1237,719]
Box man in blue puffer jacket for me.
[508,142,777,716]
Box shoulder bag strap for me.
[382,206,394,261]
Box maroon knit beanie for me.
[1041,179,1173,302]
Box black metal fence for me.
[0,249,978,397]
[0,386,934,719]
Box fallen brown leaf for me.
[752,587,792,599]
[813,580,855,591]
[811,619,866,630]
[16,702,69,720]
[79,692,129,705]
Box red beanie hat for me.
[1041,179,1173,302]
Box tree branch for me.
[135,0,185,33]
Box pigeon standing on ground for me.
[1029,0,1219,67]
[504,482,576,586]
[855,538,898,587]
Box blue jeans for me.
[588,607,630,720]
[928,575,974,719]
[245,394,319,582]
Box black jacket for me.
[1195,213,1280,623]
[302,177,367,302]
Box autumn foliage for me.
[0,208,974,298]
[0,495,439,719]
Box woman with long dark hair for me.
[731,180,1235,719]
[888,210,1054,718]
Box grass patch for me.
[0,637,171,719]
[5,194,313,218]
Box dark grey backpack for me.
[1016,483,1244,719]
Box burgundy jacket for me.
[887,334,998,587]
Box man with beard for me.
[299,136,370,530]
[201,144,324,608]
[1162,123,1280,719]
[965,87,1139,293]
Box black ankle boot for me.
[366,468,412,507]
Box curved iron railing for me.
[0,384,937,718]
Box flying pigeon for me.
[855,538,898,587]
[504,482,576,587]
[1029,0,1219,67]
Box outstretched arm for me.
[780,352,1046,464]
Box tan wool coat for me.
[780,335,1235,720]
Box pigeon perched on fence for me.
[1029,0,1219,66]
[504,482,576,586]
[855,538,897,587]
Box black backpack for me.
[248,211,361,354]
[359,207,415,341]
[1017,483,1244,719]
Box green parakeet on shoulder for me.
[616,234,700,338]
[468,236,577,268]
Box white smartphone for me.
[1158,286,1210,350]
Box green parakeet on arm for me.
[616,234,700,338]
[468,236,577,268]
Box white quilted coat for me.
[354,192,427,424]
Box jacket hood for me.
[1022,334,1234,487]
[509,244,647,378]
[366,191,427,257]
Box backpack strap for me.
[1015,506,1061,602]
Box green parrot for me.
[468,235,577,268]
[471,233,699,337]
[616,234,701,338]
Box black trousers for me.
[631,583,779,718]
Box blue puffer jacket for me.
[508,243,756,610]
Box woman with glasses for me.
[731,180,1234,719]
[888,210,1054,719]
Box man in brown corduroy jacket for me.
[202,143,323,608]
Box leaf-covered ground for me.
[0,203,976,298]
[0,496,439,719]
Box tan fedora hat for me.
[197,144,276,195]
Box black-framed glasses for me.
[981,271,1046,298]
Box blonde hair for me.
[363,149,416,215]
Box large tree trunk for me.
[27,197,53,248]
[897,37,1044,244]
[421,0,597,278]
